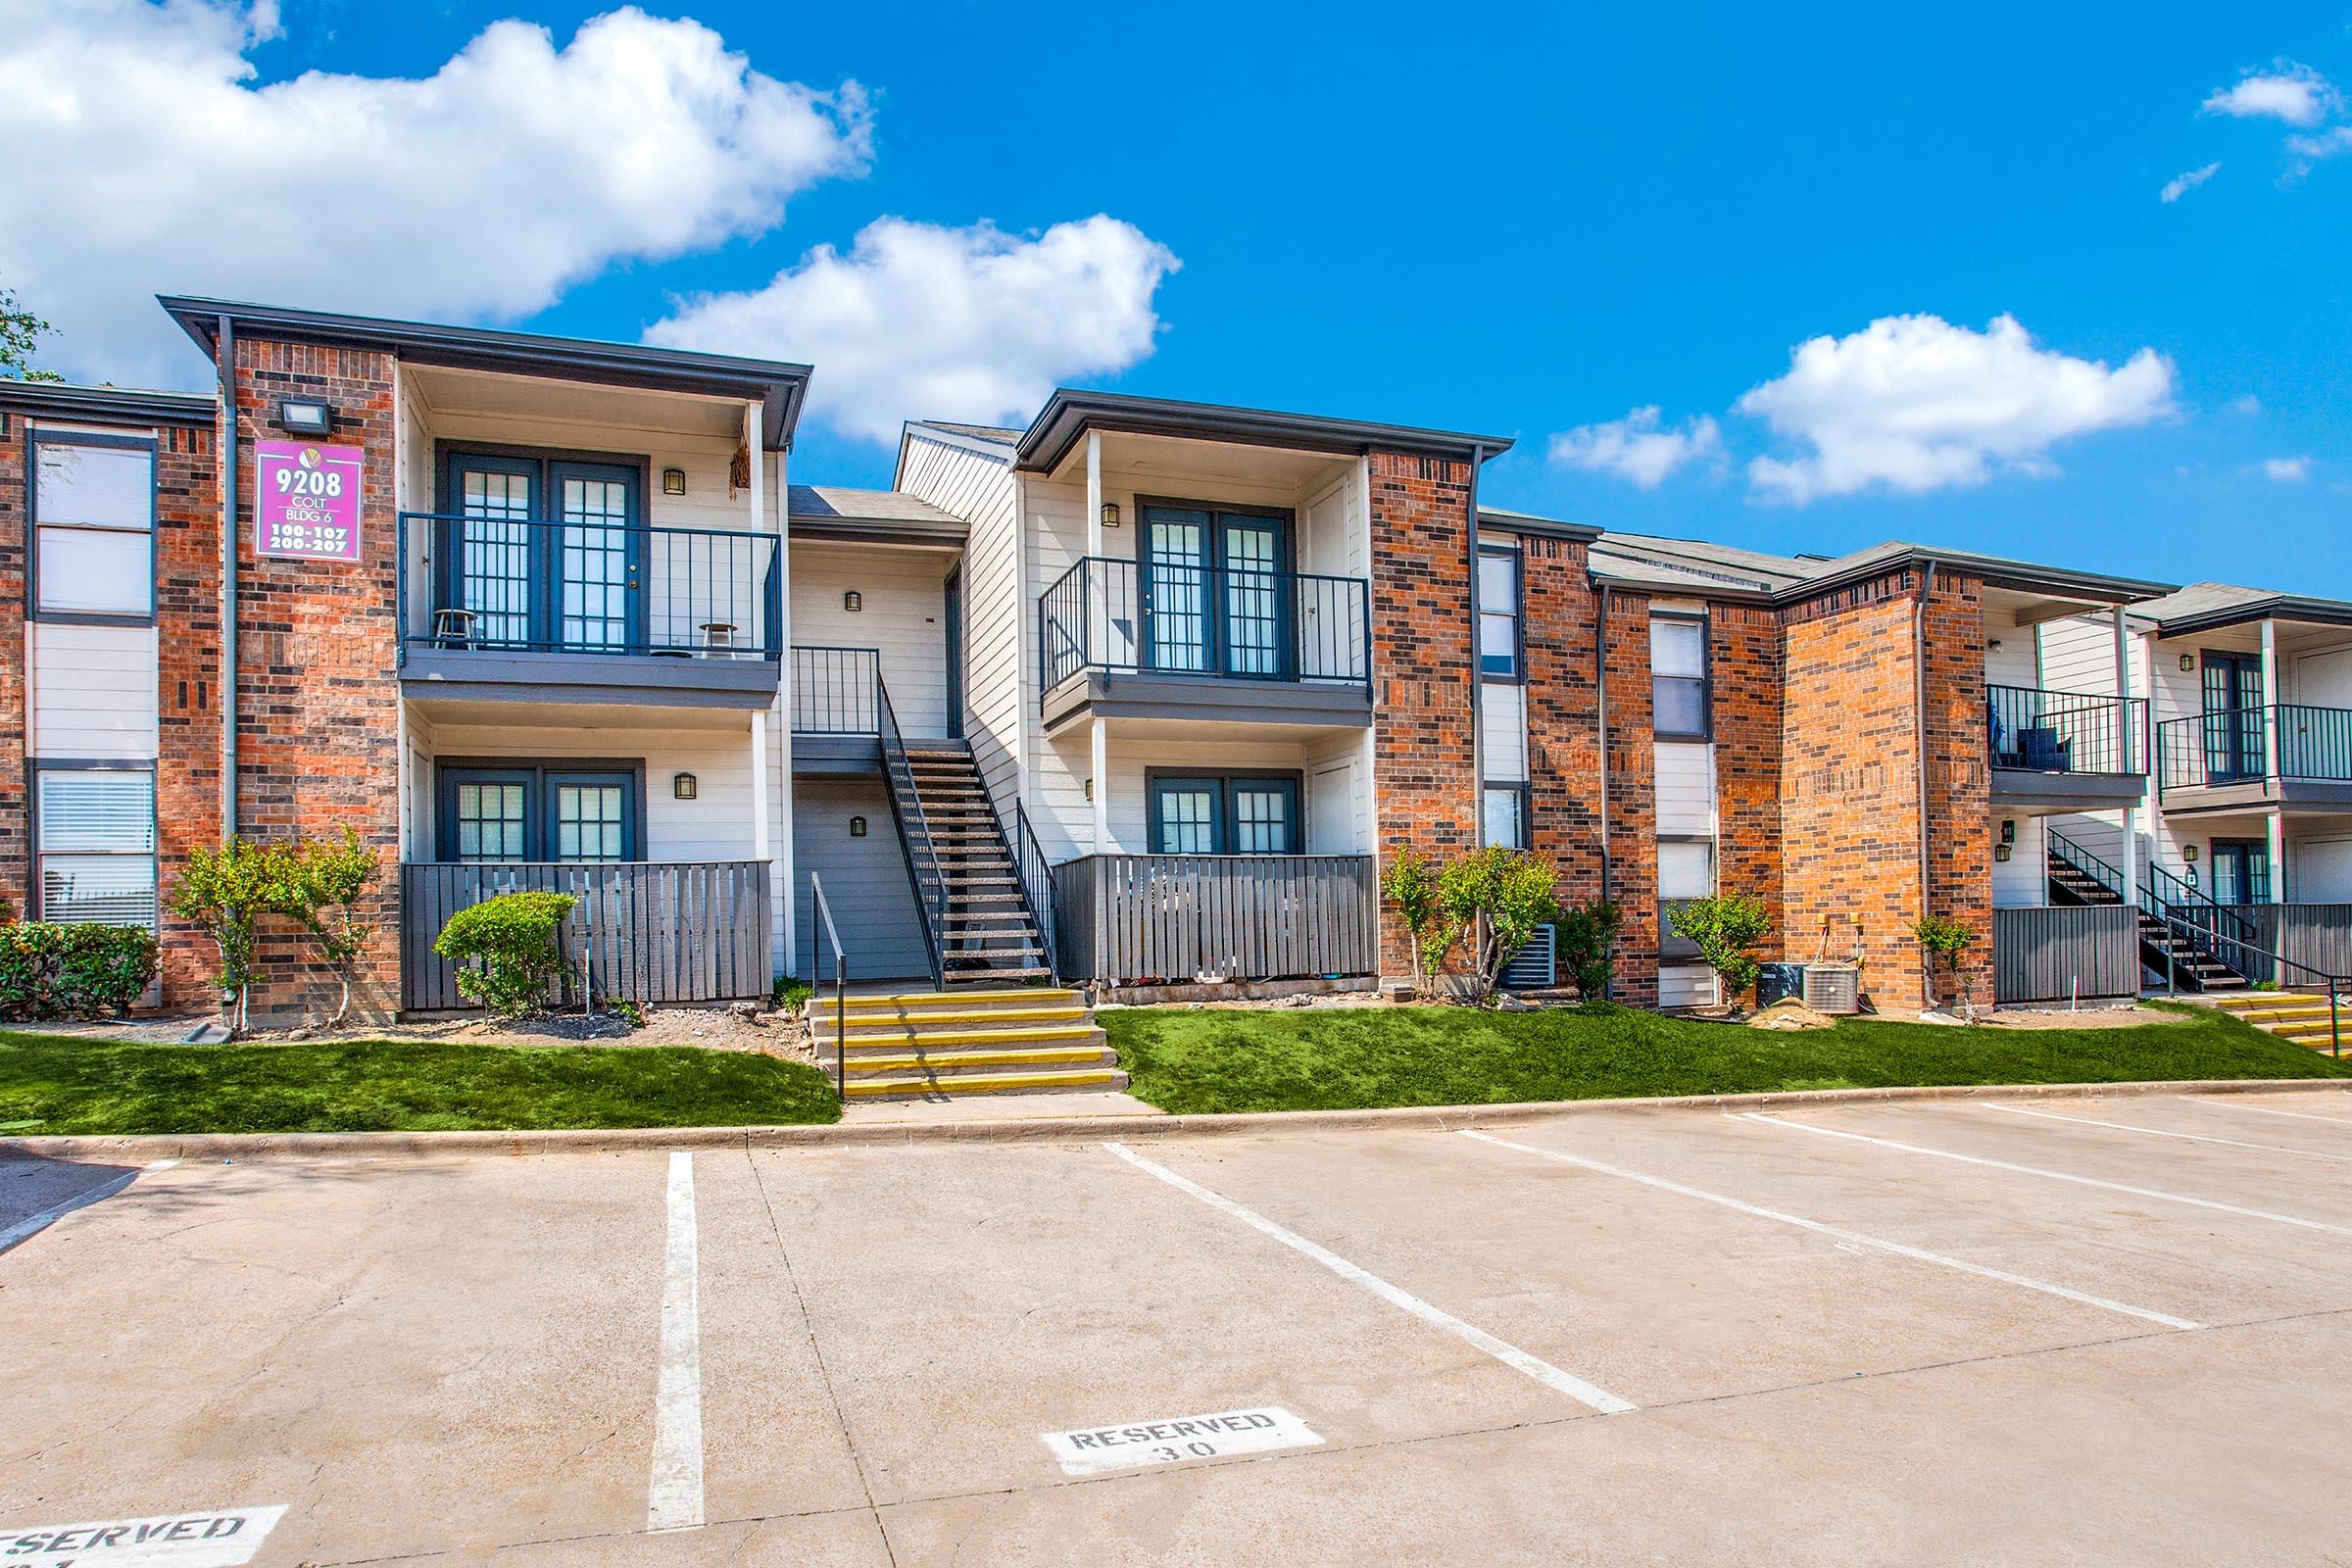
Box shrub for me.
[277,829,381,1026]
[168,838,295,1034]
[1555,898,1624,1000]
[773,976,813,1010]
[1381,846,1453,1001]
[433,892,578,1018]
[1910,913,1977,1010]
[0,922,159,1019]
[1439,848,1563,1004]
[1669,891,1772,1006]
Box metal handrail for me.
[1986,685,2147,775]
[875,673,948,989]
[791,645,880,733]
[1010,797,1058,983]
[1037,553,1372,696]
[396,508,782,659]
[2145,905,2347,1055]
[809,871,849,1098]
[2046,829,2126,900]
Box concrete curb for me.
[3,1076,2347,1162]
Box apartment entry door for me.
[2199,651,2266,785]
[1138,504,1292,678]
[442,451,645,653]
[2208,838,2270,906]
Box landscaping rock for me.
[1746,998,1835,1032]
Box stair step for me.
[842,1046,1115,1076]
[828,987,1076,1009]
[843,1067,1127,1101]
[823,1005,1091,1033]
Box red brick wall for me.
[225,337,403,1023]
[1599,589,1659,1004]
[1367,451,1478,980]
[0,419,28,922]
[155,422,223,1005]
[1521,533,1601,899]
[1712,603,1786,953]
[1777,569,1990,1010]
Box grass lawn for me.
[1104,1002,2352,1116]
[0,1034,841,1136]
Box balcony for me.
[2156,704,2352,808]
[1985,684,2148,808]
[1037,555,1371,731]
[397,511,780,709]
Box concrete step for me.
[841,1045,1118,1077]
[2271,1019,2348,1042]
[843,1066,1129,1101]
[818,1005,1092,1035]
[816,986,1075,1010]
[2241,1004,2339,1023]
[2209,992,2327,1010]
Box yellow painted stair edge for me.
[823,1005,1090,1030]
[843,1047,1114,1073]
[825,1024,1101,1049]
[843,1069,1124,1098]
[830,989,1078,1009]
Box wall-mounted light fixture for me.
[271,397,335,435]
[850,815,867,837]
[1101,501,1121,528]
[1993,843,2013,862]
[843,591,862,612]
[2183,844,2198,862]
[672,772,697,801]
[662,467,687,497]
[2180,653,2197,672]
[1083,777,1094,802]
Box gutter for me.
[217,313,237,845]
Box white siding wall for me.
[789,545,953,737]
[2037,614,2121,696]
[1659,965,1718,1007]
[1654,741,1717,838]
[2287,638,2352,706]
[792,777,929,980]
[899,432,1020,808]
[414,719,760,864]
[1991,812,2051,907]
[1304,728,1374,855]
[30,623,157,759]
[1982,603,2042,688]
[1483,681,1528,785]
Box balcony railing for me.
[1985,685,2146,775]
[2157,703,2352,794]
[792,646,879,732]
[1039,555,1370,695]
[397,511,780,660]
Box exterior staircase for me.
[890,740,1054,984]
[2043,844,2248,994]
[2202,990,2348,1054]
[804,987,1126,1100]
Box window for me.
[1657,838,1715,958]
[1651,614,1710,739]
[37,769,157,929]
[437,763,640,862]
[1478,547,1521,679]
[32,435,154,618]
[1483,784,1528,849]
[1148,772,1300,855]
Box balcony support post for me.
[2261,618,2285,906]
[1085,430,1103,559]
[1090,717,1109,853]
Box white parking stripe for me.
[1459,1131,2199,1331]
[0,1159,175,1255]
[648,1152,704,1533]
[2197,1098,2352,1127]
[1102,1142,1638,1415]
[1743,1113,2352,1236]
[1983,1102,2352,1162]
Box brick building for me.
[26,289,2333,1047]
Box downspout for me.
[1596,578,1613,1001]
[1463,447,1485,992]
[1912,562,1938,1007]
[216,314,237,846]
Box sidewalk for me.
[841,1090,1162,1126]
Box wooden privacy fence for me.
[401,860,770,1011]
[2238,905,2352,984]
[1992,905,2141,1003]
[1050,854,1377,984]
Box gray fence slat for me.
[1046,854,1377,984]
[1992,905,2140,1003]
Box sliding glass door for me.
[443,453,643,653]
[1137,503,1292,678]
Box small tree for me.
[1911,914,1977,1012]
[1,279,61,382]
[1439,848,1562,1004]
[434,891,578,1018]
[1555,898,1624,1001]
[168,839,294,1035]
[1669,890,1771,1009]
[1381,846,1453,1001]
[279,829,381,1027]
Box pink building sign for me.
[254,440,364,562]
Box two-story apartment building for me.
[17,288,2328,1036]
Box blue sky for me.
[7,2,2349,591]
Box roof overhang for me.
[159,295,809,448]
[2145,595,2352,637]
[1788,546,2173,607]
[1478,508,1601,543]
[0,379,215,427]
[1014,389,1513,474]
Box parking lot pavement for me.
[4,1088,2351,1565]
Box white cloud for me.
[2284,123,2352,170]
[0,0,871,384]
[2160,161,2222,202]
[1736,314,2175,503]
[2262,456,2312,481]
[2229,394,2263,416]
[650,216,1179,443]
[1546,406,1723,487]
[2202,61,2341,126]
